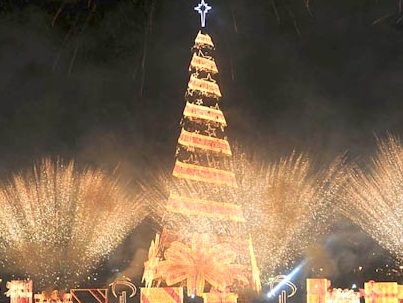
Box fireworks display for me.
[147,150,348,277]
[0,159,148,288]
[234,151,348,277]
[340,136,403,263]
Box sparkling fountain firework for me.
[147,150,347,277]
[0,159,148,288]
[234,151,348,277]
[340,136,403,262]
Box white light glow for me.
[267,260,306,297]
[194,0,212,28]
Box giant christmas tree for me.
[143,1,260,298]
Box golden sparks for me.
[146,150,348,276]
[340,136,403,262]
[0,159,148,288]
[235,151,348,276]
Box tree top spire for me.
[194,0,212,28]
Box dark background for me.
[0,0,402,299]
[2,0,403,171]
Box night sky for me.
[0,0,402,296]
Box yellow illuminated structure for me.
[166,193,245,222]
[202,292,238,303]
[141,0,259,297]
[70,289,107,303]
[187,74,222,98]
[306,279,402,303]
[306,279,331,303]
[34,291,72,303]
[327,289,360,303]
[141,288,183,303]
[142,6,259,297]
[195,31,214,48]
[191,52,218,74]
[157,234,248,296]
[364,281,399,303]
[178,129,232,156]
[5,280,33,303]
[183,102,227,125]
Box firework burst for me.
[147,150,347,276]
[0,159,148,288]
[234,151,347,277]
[340,136,403,262]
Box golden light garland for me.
[183,102,227,125]
[178,129,231,156]
[188,75,222,98]
[166,193,245,222]
[173,160,237,188]
[195,31,214,48]
[190,53,218,74]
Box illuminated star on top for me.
[194,0,212,28]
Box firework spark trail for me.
[0,159,148,288]
[340,136,403,263]
[234,151,348,276]
[139,0,156,96]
